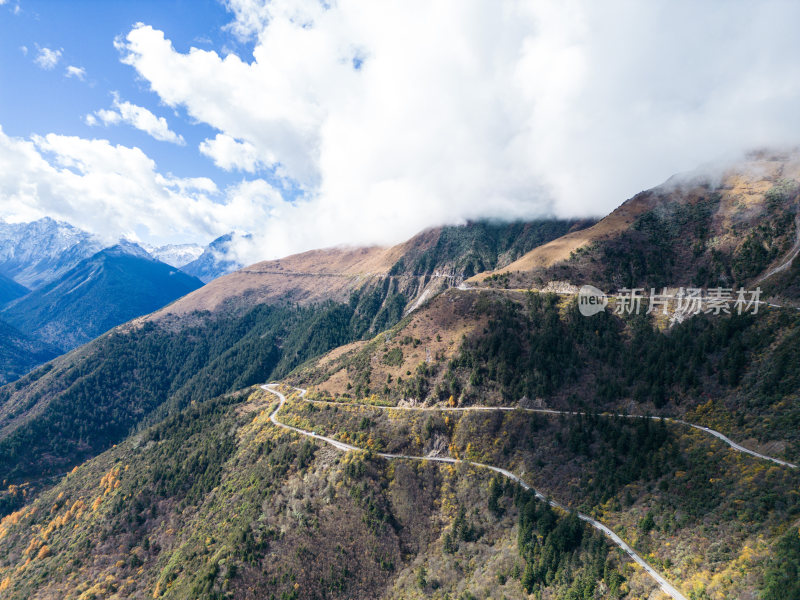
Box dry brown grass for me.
[149,227,447,319]
[470,151,800,283]
[151,246,396,318]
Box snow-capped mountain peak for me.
[0,218,103,289]
[142,243,205,268]
[108,240,155,260]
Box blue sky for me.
[0,0,252,189]
[2,1,800,265]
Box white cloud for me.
[0,126,281,249]
[34,46,62,70]
[117,22,322,185]
[87,94,185,145]
[19,45,27,56]
[90,108,121,125]
[65,65,86,80]
[199,133,262,172]
[221,0,323,42]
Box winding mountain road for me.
[669,419,796,468]
[262,384,688,600]
[456,283,800,312]
[285,396,797,469]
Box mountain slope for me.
[297,281,800,460]
[0,318,58,385]
[387,219,592,278]
[0,387,644,600]
[0,273,27,307]
[0,218,102,289]
[472,150,800,298]
[0,276,45,384]
[1,291,799,600]
[1,243,203,351]
[160,219,583,319]
[280,276,800,598]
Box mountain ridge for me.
[1,244,204,351]
[471,151,800,298]
[155,220,585,321]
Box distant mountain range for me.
[0,217,243,288]
[1,242,203,352]
[0,218,231,380]
[143,242,204,268]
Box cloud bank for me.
[5,0,800,266]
